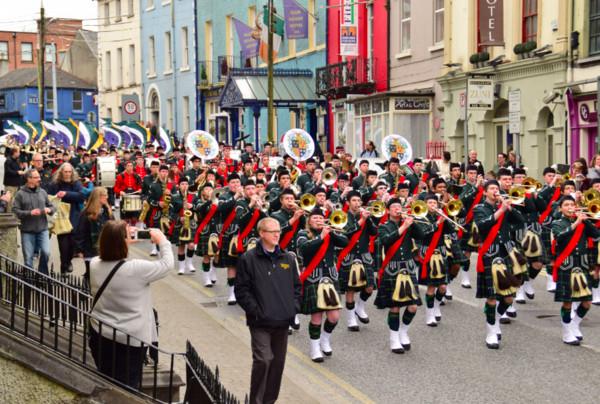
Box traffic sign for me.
[123,100,138,115]
[508,89,521,133]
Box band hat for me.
[347,190,361,200]
[386,197,402,208]
[159,164,169,171]
[308,207,325,217]
[227,173,241,182]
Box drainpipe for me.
[171,0,178,140]
[193,0,200,129]
[386,0,390,91]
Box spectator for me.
[89,222,173,389]
[493,153,509,173]
[235,217,301,404]
[30,153,52,190]
[0,191,11,213]
[74,187,114,281]
[460,149,485,176]
[12,169,55,274]
[429,151,451,178]
[3,146,25,211]
[47,163,86,274]
[588,154,600,180]
[360,141,379,158]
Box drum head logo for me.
[186,130,218,160]
[382,134,413,165]
[283,129,315,162]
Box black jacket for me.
[3,156,23,187]
[235,243,301,329]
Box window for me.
[107,107,113,120]
[181,27,189,68]
[522,0,538,43]
[225,15,233,58]
[164,31,172,72]
[308,0,316,49]
[104,51,112,89]
[149,36,156,75]
[183,96,190,134]
[115,0,122,22]
[591,0,600,55]
[147,0,154,9]
[116,48,123,87]
[72,91,83,111]
[0,42,8,60]
[104,2,110,25]
[204,21,213,81]
[400,0,411,51]
[434,0,444,44]
[167,98,174,131]
[129,45,136,84]
[128,0,134,17]
[21,42,33,62]
[46,90,54,111]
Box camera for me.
[135,229,152,240]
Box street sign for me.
[467,78,494,110]
[508,89,521,133]
[123,100,138,115]
[121,94,140,122]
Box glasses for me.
[262,229,281,234]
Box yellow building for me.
[438,0,571,178]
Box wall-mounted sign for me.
[394,98,431,111]
[340,0,358,56]
[468,78,494,110]
[479,0,504,46]
[28,95,38,104]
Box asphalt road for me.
[50,236,600,404]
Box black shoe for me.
[288,328,293,335]
[506,311,517,318]
[312,357,324,363]
[497,334,502,341]
[401,343,411,351]
[439,300,446,306]
[291,322,300,330]
[348,325,360,332]
[435,316,442,322]
[515,299,526,304]
[427,322,438,327]
[322,350,332,357]
[563,339,580,346]
[593,301,600,306]
[486,342,499,349]
[461,284,472,289]
[355,313,370,324]
[525,293,535,300]
[445,294,453,301]
[228,301,237,306]
[392,347,405,354]
[499,317,511,324]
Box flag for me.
[77,121,95,149]
[232,17,259,59]
[259,6,284,63]
[283,0,309,39]
[122,122,146,148]
[158,126,173,154]
[102,126,122,148]
[53,120,76,147]
[6,120,31,145]
[112,123,132,148]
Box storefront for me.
[566,89,598,163]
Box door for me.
[495,122,513,155]
[361,116,371,154]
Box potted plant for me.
[514,43,525,59]
[524,40,537,58]
[200,63,208,86]
[469,53,480,67]
[478,51,490,68]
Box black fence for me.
[0,254,245,403]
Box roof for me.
[78,29,98,59]
[0,66,96,90]
[219,68,324,108]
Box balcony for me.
[198,55,250,90]
[316,57,376,98]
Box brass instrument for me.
[497,187,526,205]
[323,167,338,186]
[159,189,172,234]
[139,200,151,222]
[325,210,348,230]
[585,199,600,219]
[290,165,301,183]
[583,189,600,205]
[434,208,467,231]
[444,199,463,217]
[522,177,542,193]
[212,187,225,204]
[297,193,317,212]
[410,200,428,219]
[179,193,193,242]
[367,200,386,218]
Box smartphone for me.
[136,230,152,240]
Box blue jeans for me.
[21,230,50,275]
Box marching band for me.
[3,130,600,359]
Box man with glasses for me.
[12,169,55,274]
[235,217,301,404]
[30,153,52,190]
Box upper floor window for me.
[181,26,189,68]
[164,31,172,72]
[104,2,110,25]
[21,43,33,62]
[72,91,83,111]
[400,0,411,52]
[591,0,600,55]
[128,0,134,17]
[434,0,444,44]
[522,0,538,43]
[0,42,8,60]
[148,36,156,75]
[147,0,154,9]
[115,0,122,22]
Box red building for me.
[0,19,81,76]
[317,0,388,155]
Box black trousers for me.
[57,233,75,273]
[89,327,147,389]
[249,326,289,404]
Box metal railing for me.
[316,57,376,98]
[0,254,245,403]
[199,54,248,88]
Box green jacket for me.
[297,229,349,283]
[271,208,305,252]
[473,200,525,255]
[552,216,600,269]
[377,218,424,263]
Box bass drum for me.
[96,156,117,187]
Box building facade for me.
[60,30,98,86]
[97,0,143,123]
[196,0,326,150]
[140,0,196,140]
[437,0,570,178]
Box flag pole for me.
[267,0,274,145]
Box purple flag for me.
[283,0,308,39]
[232,17,259,59]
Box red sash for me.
[458,186,484,239]
[218,209,237,249]
[412,173,428,195]
[280,219,300,250]
[237,209,261,254]
[538,187,561,224]
[300,234,331,283]
[420,219,445,279]
[194,203,218,244]
[336,219,366,270]
[552,222,584,282]
[377,226,409,287]
[369,212,388,253]
[476,209,505,273]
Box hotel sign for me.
[479,0,504,46]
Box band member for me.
[222,145,239,173]
[194,183,219,287]
[338,191,377,331]
[405,158,427,195]
[551,195,600,344]
[374,198,422,354]
[134,153,147,178]
[380,157,402,190]
[184,156,203,191]
[473,180,526,349]
[267,170,292,213]
[297,208,349,362]
[358,171,380,204]
[147,165,174,255]
[537,167,560,293]
[218,173,243,305]
[232,179,267,260]
[352,160,370,190]
[271,189,306,254]
[297,158,317,193]
[329,173,351,209]
[114,160,142,225]
[168,177,197,275]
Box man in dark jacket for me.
[235,217,301,404]
[13,169,55,274]
[3,146,25,211]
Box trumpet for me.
[324,210,348,230]
[323,167,338,186]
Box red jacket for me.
[114,172,142,196]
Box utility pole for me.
[267,0,274,144]
[37,3,45,121]
[51,43,58,119]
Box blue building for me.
[0,66,97,126]
[196,0,327,150]
[140,0,196,141]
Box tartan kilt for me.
[541,227,554,260]
[170,224,198,246]
[195,227,215,256]
[338,261,375,293]
[554,268,594,302]
[417,247,448,286]
[374,270,422,309]
[146,207,161,228]
[218,233,238,267]
[475,254,515,299]
[300,280,341,314]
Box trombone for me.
[324,210,348,231]
[521,177,542,193]
[295,193,317,212]
[323,167,337,186]
[366,200,386,218]
[496,187,526,205]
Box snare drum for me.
[122,194,142,212]
[96,156,117,187]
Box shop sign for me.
[394,97,430,111]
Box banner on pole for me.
[283,0,308,39]
[232,17,259,59]
[340,0,358,56]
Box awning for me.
[219,68,325,109]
